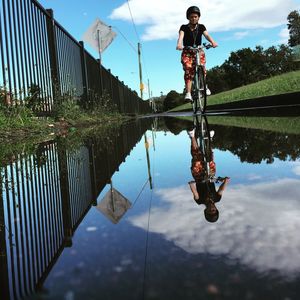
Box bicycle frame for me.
[194,114,214,182]
[185,44,211,114]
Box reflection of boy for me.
[188,129,230,222]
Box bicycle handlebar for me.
[184,43,213,51]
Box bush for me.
[163,90,184,111]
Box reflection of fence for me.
[0,119,151,300]
[0,0,151,114]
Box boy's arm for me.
[176,30,184,50]
[217,177,230,196]
[203,30,218,48]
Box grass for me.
[174,115,300,135]
[170,70,300,112]
[0,99,130,144]
[207,115,300,135]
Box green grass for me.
[207,116,300,135]
[174,115,300,135]
[171,70,300,112]
[0,100,130,144]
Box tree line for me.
[206,44,297,94]
[207,10,300,93]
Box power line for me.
[126,0,152,98]
[126,0,140,42]
[113,26,137,53]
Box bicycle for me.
[185,43,212,114]
[193,114,226,183]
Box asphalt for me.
[142,91,300,118]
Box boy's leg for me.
[188,181,199,201]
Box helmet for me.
[186,6,201,19]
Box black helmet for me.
[186,6,201,19]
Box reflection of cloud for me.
[129,179,300,276]
[292,162,300,176]
[248,173,262,180]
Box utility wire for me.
[126,0,140,42]
[127,0,152,97]
[142,139,155,300]
[131,178,149,207]
[113,26,137,53]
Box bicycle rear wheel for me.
[191,74,199,114]
[199,115,211,163]
[197,66,207,113]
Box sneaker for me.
[210,130,215,139]
[187,129,195,138]
[184,92,193,102]
[206,86,211,96]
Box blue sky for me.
[39,0,300,97]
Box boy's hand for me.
[211,42,218,48]
[224,177,230,183]
[176,45,184,50]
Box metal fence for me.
[0,0,151,114]
[0,118,151,299]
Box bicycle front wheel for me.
[197,66,207,113]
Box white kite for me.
[82,18,116,54]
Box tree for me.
[287,10,300,47]
[163,90,183,111]
[206,66,229,94]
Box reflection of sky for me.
[129,164,300,279]
[120,127,300,275]
[291,160,300,176]
[41,126,300,298]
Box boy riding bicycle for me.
[176,6,218,102]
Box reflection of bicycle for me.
[194,114,218,182]
[185,43,212,114]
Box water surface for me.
[1,116,300,300]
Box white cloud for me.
[221,31,250,41]
[233,31,250,40]
[110,0,298,41]
[129,178,300,277]
[278,27,289,44]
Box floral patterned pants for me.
[181,49,206,85]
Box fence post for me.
[0,185,9,300]
[45,9,60,108]
[96,58,103,101]
[107,68,114,110]
[116,76,123,113]
[79,41,88,109]
[57,142,73,247]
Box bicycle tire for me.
[191,73,199,114]
[197,66,207,113]
[199,115,211,165]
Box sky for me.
[38,0,300,97]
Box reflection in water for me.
[209,122,300,164]
[187,116,230,222]
[164,116,300,163]
[0,119,151,300]
[97,183,132,224]
[1,115,300,299]
[130,178,300,275]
